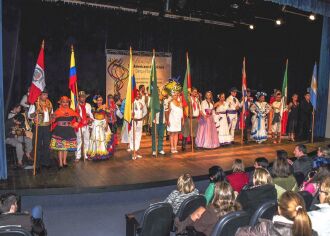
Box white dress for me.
[214,102,232,145]
[167,102,183,132]
[250,101,270,143]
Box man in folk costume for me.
[152,91,167,156]
[28,89,53,171]
[182,87,200,151]
[75,91,93,162]
[226,87,241,143]
[271,91,283,144]
[242,88,254,144]
[130,91,147,159]
[139,84,150,135]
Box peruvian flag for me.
[28,41,46,104]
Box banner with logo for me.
[106,49,172,99]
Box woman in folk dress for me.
[213,93,232,146]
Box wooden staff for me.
[33,98,40,176]
[189,97,194,152]
[241,98,245,145]
[311,109,315,143]
[133,111,136,159]
[154,118,158,158]
[75,82,85,162]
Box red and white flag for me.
[28,41,46,104]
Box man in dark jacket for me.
[292,144,312,178]
[298,92,313,141]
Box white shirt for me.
[190,96,201,117]
[20,95,30,109]
[272,101,282,114]
[78,103,94,120]
[308,203,330,236]
[28,105,53,123]
[201,100,213,116]
[226,95,241,111]
[133,99,147,120]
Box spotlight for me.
[309,14,316,21]
[275,19,282,25]
[249,24,254,30]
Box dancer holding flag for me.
[27,41,53,174]
[149,51,165,157]
[182,53,200,152]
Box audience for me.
[164,173,199,214]
[0,193,46,235]
[313,146,330,169]
[301,165,330,196]
[292,144,313,177]
[272,150,298,199]
[204,166,226,205]
[248,157,269,184]
[175,181,241,236]
[308,177,330,236]
[237,168,277,215]
[227,159,249,193]
[236,191,316,236]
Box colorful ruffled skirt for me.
[50,135,77,151]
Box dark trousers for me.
[151,123,165,152]
[298,118,311,141]
[33,125,51,168]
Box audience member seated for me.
[0,193,46,236]
[227,159,249,193]
[301,164,330,196]
[272,150,298,199]
[175,181,241,236]
[308,176,330,236]
[5,114,33,168]
[204,166,226,205]
[236,191,317,236]
[292,144,312,177]
[164,173,199,214]
[8,104,22,120]
[237,168,277,215]
[248,157,269,184]
[313,146,330,170]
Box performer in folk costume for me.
[139,84,150,135]
[28,89,53,170]
[182,87,200,151]
[87,95,114,160]
[250,92,271,144]
[214,92,232,146]
[287,94,299,141]
[50,96,80,169]
[268,89,278,135]
[271,91,283,144]
[120,98,130,149]
[226,87,241,143]
[166,91,184,154]
[241,88,254,144]
[75,91,93,162]
[130,91,147,159]
[106,94,119,134]
[151,91,166,156]
[195,91,219,149]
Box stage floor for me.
[1,134,329,195]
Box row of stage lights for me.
[248,13,316,30]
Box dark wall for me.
[3,0,322,112]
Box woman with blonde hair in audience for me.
[236,168,277,215]
[308,176,330,236]
[164,173,199,214]
[236,191,317,236]
[227,159,249,193]
[175,181,241,236]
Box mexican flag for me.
[182,52,191,107]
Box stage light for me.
[309,14,316,21]
[249,24,254,30]
[275,19,282,25]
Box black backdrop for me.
[3,0,322,112]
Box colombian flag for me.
[69,45,78,110]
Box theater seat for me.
[0,226,32,236]
[249,200,277,226]
[126,202,173,236]
[298,191,313,211]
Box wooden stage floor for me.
[1,134,329,195]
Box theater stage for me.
[1,135,329,196]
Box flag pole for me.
[153,49,158,158]
[241,57,245,145]
[186,52,194,153]
[311,109,315,143]
[33,97,40,176]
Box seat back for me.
[210,211,250,236]
[294,172,305,186]
[0,226,32,236]
[139,202,173,236]
[177,195,206,221]
[298,191,313,211]
[249,200,277,226]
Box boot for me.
[182,137,186,151]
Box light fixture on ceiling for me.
[309,14,316,21]
[275,19,282,25]
[249,24,254,30]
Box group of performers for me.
[5,81,314,170]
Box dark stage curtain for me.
[0,0,8,180]
[267,0,330,137]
